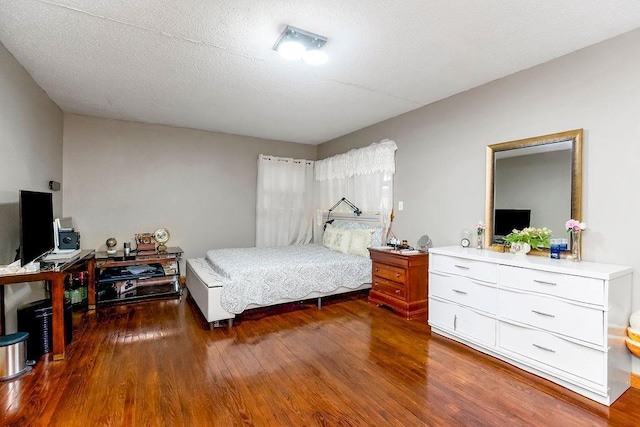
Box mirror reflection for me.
[485,130,582,251]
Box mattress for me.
[206,244,371,314]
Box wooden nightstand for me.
[368,248,428,320]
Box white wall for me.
[62,114,316,264]
[318,29,640,370]
[0,42,63,332]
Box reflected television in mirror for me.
[493,209,531,243]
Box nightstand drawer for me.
[373,262,407,284]
[372,276,406,300]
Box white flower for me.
[579,222,587,230]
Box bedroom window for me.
[315,139,397,233]
[256,155,315,247]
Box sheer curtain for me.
[315,139,397,231]
[256,155,315,247]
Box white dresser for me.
[428,246,633,405]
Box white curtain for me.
[256,155,315,247]
[315,139,397,230]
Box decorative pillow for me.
[331,220,385,247]
[322,224,338,249]
[333,229,351,254]
[348,229,374,257]
[322,225,351,253]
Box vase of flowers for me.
[476,221,486,250]
[565,219,586,262]
[503,227,552,255]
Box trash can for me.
[17,299,72,361]
[0,332,29,380]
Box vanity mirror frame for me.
[485,129,583,255]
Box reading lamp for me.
[324,198,362,230]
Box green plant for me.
[503,227,552,250]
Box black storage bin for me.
[17,299,72,361]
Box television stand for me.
[94,247,182,305]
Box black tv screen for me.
[494,209,531,237]
[19,190,54,266]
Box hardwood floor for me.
[2,291,640,426]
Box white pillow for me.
[323,224,338,249]
[333,229,351,254]
[348,229,374,257]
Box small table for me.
[0,250,95,360]
[368,248,429,320]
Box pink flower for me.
[476,221,486,231]
[565,219,587,233]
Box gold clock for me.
[154,228,170,252]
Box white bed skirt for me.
[185,258,371,326]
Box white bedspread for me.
[205,244,371,314]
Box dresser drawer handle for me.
[452,289,468,295]
[531,310,555,318]
[375,268,379,272]
[396,272,401,277]
[533,279,557,286]
[532,343,556,353]
[395,289,401,295]
[454,264,470,270]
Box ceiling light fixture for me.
[273,25,328,65]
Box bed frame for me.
[186,213,383,328]
[186,257,371,328]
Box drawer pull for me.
[454,264,470,270]
[533,279,557,286]
[531,310,555,318]
[396,273,401,277]
[532,343,556,353]
[395,289,401,295]
[375,268,379,272]
[452,289,468,295]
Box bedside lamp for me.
[324,197,362,230]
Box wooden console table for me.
[0,250,95,360]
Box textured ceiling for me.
[1,1,640,145]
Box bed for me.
[186,219,384,327]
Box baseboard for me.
[631,373,640,389]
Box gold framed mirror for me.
[485,129,583,255]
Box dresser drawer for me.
[430,271,497,314]
[498,321,606,386]
[372,276,406,300]
[499,265,605,306]
[431,254,497,283]
[373,262,407,284]
[498,289,604,346]
[429,298,496,347]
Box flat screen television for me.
[19,190,54,266]
[494,209,531,238]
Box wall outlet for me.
[398,201,404,211]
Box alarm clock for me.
[460,230,472,248]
